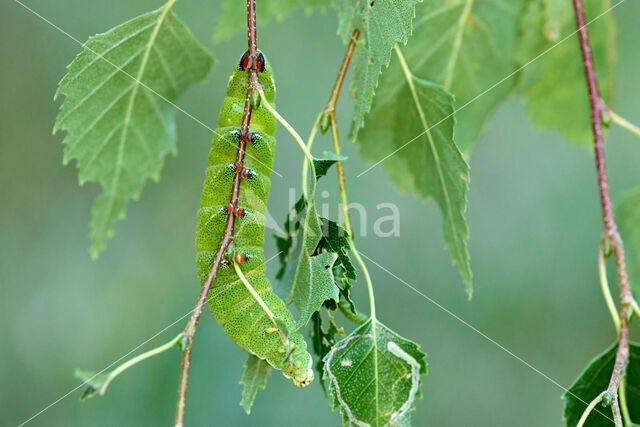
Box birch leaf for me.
[324,318,427,426]
[357,50,472,295]
[54,6,214,257]
[239,353,271,415]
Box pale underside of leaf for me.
[239,353,271,414]
[277,158,342,329]
[356,45,471,294]
[53,7,213,257]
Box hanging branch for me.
[573,0,636,425]
[322,29,359,236]
[314,29,378,319]
[174,0,260,424]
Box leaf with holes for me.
[563,342,640,426]
[239,354,271,414]
[335,0,420,139]
[54,6,214,258]
[516,0,615,145]
[275,155,343,329]
[310,311,344,393]
[323,318,427,426]
[357,50,472,295]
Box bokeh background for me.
[2,1,640,425]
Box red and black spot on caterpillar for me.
[239,50,266,72]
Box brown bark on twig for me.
[174,1,260,425]
[323,29,359,236]
[573,1,633,424]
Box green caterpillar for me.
[196,51,313,387]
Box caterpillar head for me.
[227,50,275,103]
[280,334,314,387]
[282,348,314,387]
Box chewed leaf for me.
[275,155,343,329]
[54,6,214,258]
[239,354,271,415]
[324,318,427,426]
[311,312,345,393]
[563,342,640,426]
[318,217,356,281]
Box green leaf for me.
[239,354,271,415]
[563,342,640,426]
[275,156,342,329]
[324,318,427,426]
[616,188,640,293]
[516,0,615,145]
[296,251,340,329]
[74,369,110,401]
[357,49,472,295]
[310,311,345,393]
[54,6,214,258]
[314,152,347,180]
[214,0,333,41]
[274,197,306,282]
[318,217,356,281]
[336,0,419,139]
[392,0,527,151]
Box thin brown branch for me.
[323,29,360,116]
[174,0,260,425]
[573,1,633,425]
[323,29,359,235]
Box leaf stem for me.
[576,391,605,427]
[99,333,183,395]
[174,0,261,424]
[619,376,632,426]
[302,29,358,198]
[573,1,634,424]
[260,90,314,165]
[599,237,621,333]
[301,113,323,196]
[338,300,368,324]
[606,107,640,138]
[317,30,376,320]
[233,262,288,345]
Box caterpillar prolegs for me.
[196,52,313,387]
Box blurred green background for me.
[2,1,640,425]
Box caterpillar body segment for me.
[196,52,313,387]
